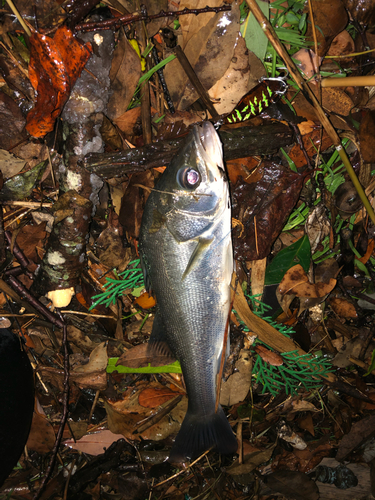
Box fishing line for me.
[133,183,213,197]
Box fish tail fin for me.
[169,405,238,462]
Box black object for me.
[0,329,34,487]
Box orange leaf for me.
[359,238,375,264]
[26,26,91,138]
[138,387,181,408]
[134,292,156,309]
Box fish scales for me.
[139,121,237,462]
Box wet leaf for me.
[342,0,375,28]
[265,235,311,286]
[1,160,48,201]
[305,204,331,253]
[306,0,348,56]
[228,443,276,475]
[336,414,375,461]
[264,469,319,499]
[0,150,26,179]
[15,222,47,263]
[27,412,55,453]
[105,380,187,442]
[26,26,92,138]
[232,161,305,261]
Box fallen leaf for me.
[329,297,358,318]
[134,292,156,309]
[279,264,336,298]
[228,443,276,475]
[26,26,92,138]
[73,342,108,373]
[138,386,182,408]
[27,411,55,453]
[220,349,252,406]
[264,470,319,500]
[255,345,283,366]
[164,3,240,110]
[209,36,260,116]
[336,413,375,462]
[107,32,142,122]
[64,430,125,456]
[231,161,304,261]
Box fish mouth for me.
[195,122,224,175]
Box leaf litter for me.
[1,0,375,498]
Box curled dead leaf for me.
[279,264,336,298]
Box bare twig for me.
[75,5,231,32]
[33,314,69,500]
[174,45,220,120]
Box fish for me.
[139,121,237,462]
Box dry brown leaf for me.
[164,2,240,110]
[255,345,283,366]
[279,264,336,298]
[138,386,183,408]
[297,413,315,436]
[209,36,261,115]
[329,297,358,318]
[220,349,252,406]
[107,32,142,122]
[179,0,223,47]
[105,380,187,442]
[64,430,125,456]
[27,411,55,453]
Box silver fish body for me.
[139,122,237,461]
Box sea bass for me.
[139,121,237,462]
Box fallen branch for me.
[83,123,294,179]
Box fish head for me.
[155,122,229,241]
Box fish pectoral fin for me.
[182,237,214,280]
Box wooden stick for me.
[321,75,375,87]
[174,45,220,120]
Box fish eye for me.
[177,168,201,189]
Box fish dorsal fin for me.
[182,237,214,280]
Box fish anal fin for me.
[182,237,214,280]
[147,310,176,363]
